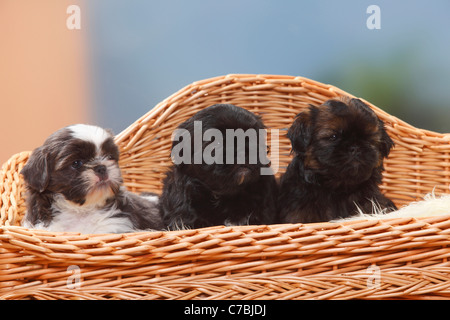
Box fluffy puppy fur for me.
[278,97,397,223]
[21,124,164,234]
[160,104,278,229]
[333,191,450,222]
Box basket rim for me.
[116,73,450,147]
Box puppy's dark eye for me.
[71,160,83,169]
[329,134,338,141]
[104,153,120,161]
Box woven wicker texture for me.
[1,74,450,299]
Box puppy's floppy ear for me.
[287,105,317,156]
[21,146,51,193]
[346,97,394,158]
[378,120,395,158]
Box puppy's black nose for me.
[93,165,108,179]
[349,146,359,155]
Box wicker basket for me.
[2,74,450,300]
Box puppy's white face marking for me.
[81,162,122,207]
[68,124,111,151]
[65,124,123,205]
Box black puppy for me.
[160,104,278,229]
[278,97,397,223]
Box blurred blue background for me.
[85,0,450,134]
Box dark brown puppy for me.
[278,97,397,223]
[160,104,278,229]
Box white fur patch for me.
[141,194,159,204]
[28,194,135,234]
[334,191,450,222]
[69,124,111,150]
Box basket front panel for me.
[2,218,450,299]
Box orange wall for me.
[0,0,90,165]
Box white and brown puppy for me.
[21,124,163,234]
